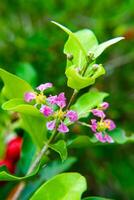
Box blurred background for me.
[0,0,134,199]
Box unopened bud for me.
[67,53,73,61]
[87,51,95,60]
[92,64,99,70]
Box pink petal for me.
[100,102,109,110]
[104,134,114,143]
[104,119,116,130]
[95,132,106,143]
[47,95,57,105]
[57,122,69,133]
[36,83,53,91]
[40,105,53,117]
[46,120,56,130]
[90,119,97,132]
[92,109,105,118]
[66,110,78,122]
[24,92,36,102]
[56,92,66,108]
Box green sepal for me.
[65,64,105,90]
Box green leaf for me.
[65,65,105,90]
[0,68,33,99]
[83,197,113,200]
[52,21,98,69]
[49,140,68,161]
[20,158,77,200]
[94,37,124,58]
[0,165,40,181]
[2,98,47,148]
[72,91,108,118]
[109,128,134,144]
[30,173,87,200]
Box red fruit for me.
[0,159,15,174]
[6,136,23,162]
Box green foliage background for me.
[0,0,134,199]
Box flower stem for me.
[66,89,78,110]
[77,121,91,128]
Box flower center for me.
[36,93,46,104]
[54,109,65,120]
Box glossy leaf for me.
[64,29,98,68]
[65,65,105,90]
[109,128,134,144]
[49,140,68,161]
[20,157,77,200]
[0,165,40,181]
[94,37,124,58]
[2,98,47,148]
[83,197,113,200]
[0,68,33,99]
[72,91,108,118]
[30,173,87,200]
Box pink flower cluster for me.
[90,102,116,143]
[24,83,78,133]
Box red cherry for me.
[0,159,15,174]
[5,136,23,162]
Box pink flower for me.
[58,122,69,133]
[92,109,105,118]
[100,102,109,110]
[40,105,53,117]
[56,93,66,108]
[91,119,97,132]
[36,83,53,91]
[24,92,36,102]
[104,119,116,130]
[47,95,57,105]
[46,120,56,130]
[66,110,78,122]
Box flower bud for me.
[67,53,73,61]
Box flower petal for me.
[40,105,53,117]
[92,109,105,118]
[24,92,36,102]
[66,110,78,122]
[100,102,109,110]
[46,120,56,130]
[90,119,97,132]
[56,92,66,108]
[58,122,69,133]
[36,83,53,91]
[104,134,114,143]
[95,132,106,143]
[104,119,116,130]
[47,95,57,105]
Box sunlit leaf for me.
[49,140,68,161]
[0,68,33,99]
[30,173,87,200]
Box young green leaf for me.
[49,140,68,161]
[94,37,124,58]
[0,68,33,99]
[65,65,105,90]
[71,91,108,118]
[0,165,40,181]
[30,173,87,200]
[83,197,113,200]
